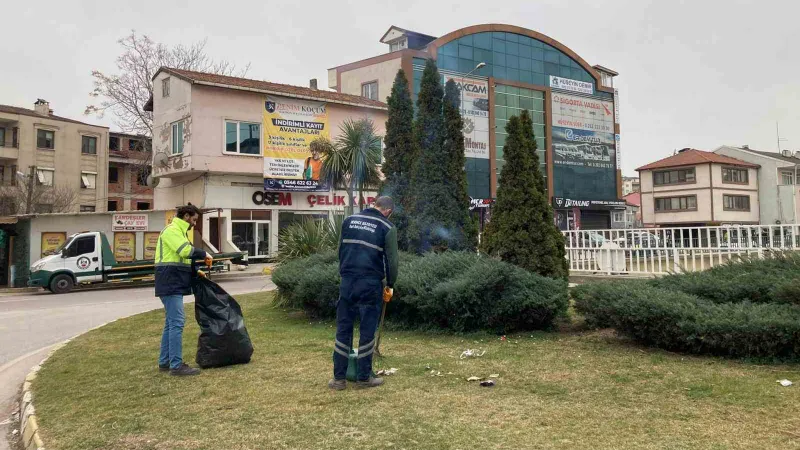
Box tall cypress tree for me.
[381,69,415,250]
[407,59,472,253]
[480,110,568,279]
[443,79,478,251]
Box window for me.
[80,205,96,212]
[108,166,119,184]
[780,171,794,186]
[36,168,54,186]
[109,136,120,151]
[81,136,97,155]
[11,165,16,186]
[172,121,185,155]
[0,166,4,185]
[613,211,625,223]
[722,167,748,184]
[653,168,696,186]
[162,77,170,98]
[224,120,260,155]
[601,72,613,88]
[723,195,751,211]
[80,172,97,189]
[390,39,407,52]
[137,202,151,210]
[0,128,5,147]
[361,81,378,101]
[37,129,54,149]
[108,200,118,211]
[66,236,95,257]
[655,195,697,212]
[129,139,140,151]
[137,167,150,186]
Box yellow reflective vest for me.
[154,217,206,296]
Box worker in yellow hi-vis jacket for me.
[155,203,212,377]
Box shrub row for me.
[572,281,800,359]
[648,252,800,305]
[272,251,569,333]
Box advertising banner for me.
[613,89,620,124]
[113,232,136,262]
[144,232,160,260]
[444,74,490,159]
[41,232,66,257]
[615,134,622,171]
[553,197,626,210]
[552,126,616,170]
[112,213,148,231]
[551,92,614,134]
[549,76,594,95]
[263,95,330,192]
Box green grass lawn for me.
[33,292,800,450]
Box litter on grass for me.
[489,373,500,378]
[460,349,486,359]
[480,380,496,387]
[467,376,482,382]
[777,379,793,387]
[376,368,398,376]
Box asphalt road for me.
[0,276,274,450]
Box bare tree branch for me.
[0,182,80,214]
[86,30,250,137]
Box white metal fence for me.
[563,225,800,275]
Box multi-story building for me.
[714,145,800,225]
[329,24,625,230]
[147,67,387,260]
[622,176,640,196]
[638,149,760,227]
[0,100,108,213]
[108,132,153,211]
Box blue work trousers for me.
[332,277,382,381]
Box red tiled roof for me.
[0,104,106,127]
[623,192,641,207]
[157,67,387,110]
[637,149,759,171]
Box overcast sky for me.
[1,0,798,176]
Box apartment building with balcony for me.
[108,132,153,211]
[638,149,760,227]
[0,100,108,213]
[714,145,800,225]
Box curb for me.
[19,340,70,450]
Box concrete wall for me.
[28,210,169,262]
[0,109,109,212]
[338,58,403,103]
[151,73,193,177]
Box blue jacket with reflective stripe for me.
[154,217,207,297]
[338,208,399,287]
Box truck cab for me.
[29,232,108,293]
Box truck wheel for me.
[50,274,74,294]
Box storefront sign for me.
[444,74,490,159]
[613,89,620,124]
[549,76,594,95]
[307,194,377,208]
[113,232,136,262]
[252,191,293,206]
[263,95,330,192]
[143,232,160,260]
[469,198,494,210]
[112,213,148,231]
[551,92,614,134]
[41,232,66,257]
[615,134,621,171]
[553,197,626,210]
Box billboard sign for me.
[444,74,490,159]
[613,88,620,124]
[112,213,148,231]
[549,76,594,95]
[263,95,331,191]
[552,126,615,170]
[551,92,614,134]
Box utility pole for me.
[25,165,35,214]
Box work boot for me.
[169,363,200,376]
[354,377,384,389]
[328,379,347,391]
[158,364,169,372]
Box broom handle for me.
[374,300,388,357]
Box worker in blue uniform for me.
[329,196,399,390]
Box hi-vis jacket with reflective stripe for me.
[154,217,207,297]
[338,208,399,287]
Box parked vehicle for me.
[28,231,248,294]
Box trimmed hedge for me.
[272,251,568,333]
[573,253,800,359]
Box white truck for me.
[28,231,247,294]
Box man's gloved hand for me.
[383,287,393,303]
[204,255,213,268]
[197,269,207,278]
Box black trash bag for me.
[192,276,254,368]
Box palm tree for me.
[318,118,382,216]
